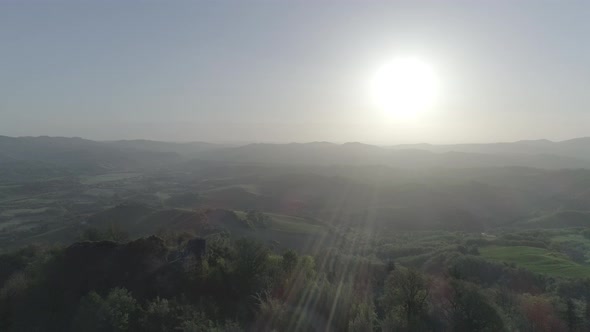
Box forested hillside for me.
[3,136,590,331]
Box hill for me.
[2,135,590,171]
[195,141,590,169]
[392,137,590,161]
[0,136,183,172]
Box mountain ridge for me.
[1,135,590,170]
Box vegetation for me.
[480,245,590,278]
[3,230,590,331]
[4,137,590,330]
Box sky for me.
[1,0,589,144]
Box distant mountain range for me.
[391,137,590,159]
[1,135,589,170]
[196,140,590,169]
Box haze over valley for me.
[3,1,590,331]
[3,134,590,250]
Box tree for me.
[520,294,565,332]
[80,224,129,242]
[234,239,270,287]
[348,302,377,332]
[255,294,289,331]
[448,281,504,332]
[232,239,271,320]
[81,227,104,241]
[139,297,178,332]
[72,288,140,332]
[386,259,396,273]
[563,298,579,332]
[382,268,429,331]
[106,223,130,242]
[281,249,298,274]
[244,210,270,229]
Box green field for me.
[480,245,590,278]
[552,234,590,247]
[154,191,171,200]
[204,184,260,195]
[0,207,49,217]
[227,211,331,252]
[80,173,141,185]
[232,211,325,235]
[266,213,326,235]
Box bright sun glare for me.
[371,57,439,118]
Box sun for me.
[370,57,439,118]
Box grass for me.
[155,192,171,200]
[228,211,331,252]
[552,234,590,246]
[0,207,49,217]
[0,219,29,231]
[203,184,260,195]
[0,191,59,204]
[233,211,326,235]
[80,172,141,185]
[5,197,57,205]
[266,213,326,235]
[480,245,590,278]
[550,233,590,264]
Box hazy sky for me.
[1,1,589,144]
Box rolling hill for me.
[2,135,590,171]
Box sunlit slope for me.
[85,205,330,251]
[480,245,590,278]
